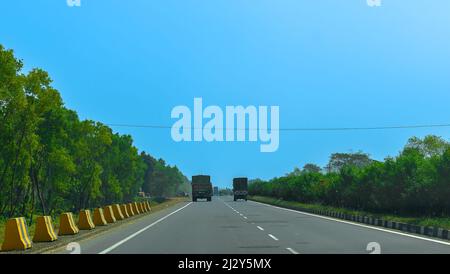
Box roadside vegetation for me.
[249,135,450,225]
[0,44,190,230]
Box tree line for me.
[249,135,450,216]
[0,45,188,221]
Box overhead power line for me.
[105,123,450,131]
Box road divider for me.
[133,202,141,214]
[33,216,58,242]
[58,213,79,235]
[93,208,108,226]
[113,204,125,220]
[121,204,130,218]
[78,210,95,230]
[0,198,187,252]
[103,206,117,223]
[1,217,33,251]
[139,202,146,213]
[144,202,149,212]
[143,202,149,212]
[127,203,135,216]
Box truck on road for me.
[192,175,213,202]
[233,177,248,201]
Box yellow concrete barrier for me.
[93,208,108,226]
[143,202,149,212]
[112,204,124,220]
[127,203,135,216]
[120,204,129,218]
[1,217,32,251]
[59,213,79,235]
[33,216,57,242]
[139,202,146,213]
[133,202,141,214]
[145,201,151,212]
[103,205,116,223]
[78,210,95,230]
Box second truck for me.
[192,175,213,202]
[233,177,248,201]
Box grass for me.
[0,197,187,248]
[249,196,450,230]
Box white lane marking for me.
[98,202,193,254]
[243,216,248,219]
[250,201,450,246]
[286,247,299,254]
[268,234,279,241]
[257,226,264,231]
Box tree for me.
[0,44,189,221]
[302,163,322,173]
[405,135,449,158]
[325,151,373,173]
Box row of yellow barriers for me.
[1,201,151,252]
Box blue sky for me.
[1,0,450,188]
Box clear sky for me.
[1,0,450,188]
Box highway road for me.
[57,196,450,254]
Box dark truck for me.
[233,177,248,201]
[192,175,213,202]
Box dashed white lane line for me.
[225,200,298,254]
[224,201,247,219]
[98,202,192,254]
[286,247,299,254]
[268,234,279,241]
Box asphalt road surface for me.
[57,196,450,254]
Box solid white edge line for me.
[250,200,450,246]
[98,202,193,254]
[286,247,299,254]
[268,234,279,241]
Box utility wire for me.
[105,123,450,131]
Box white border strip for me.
[250,200,450,247]
[99,202,192,254]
